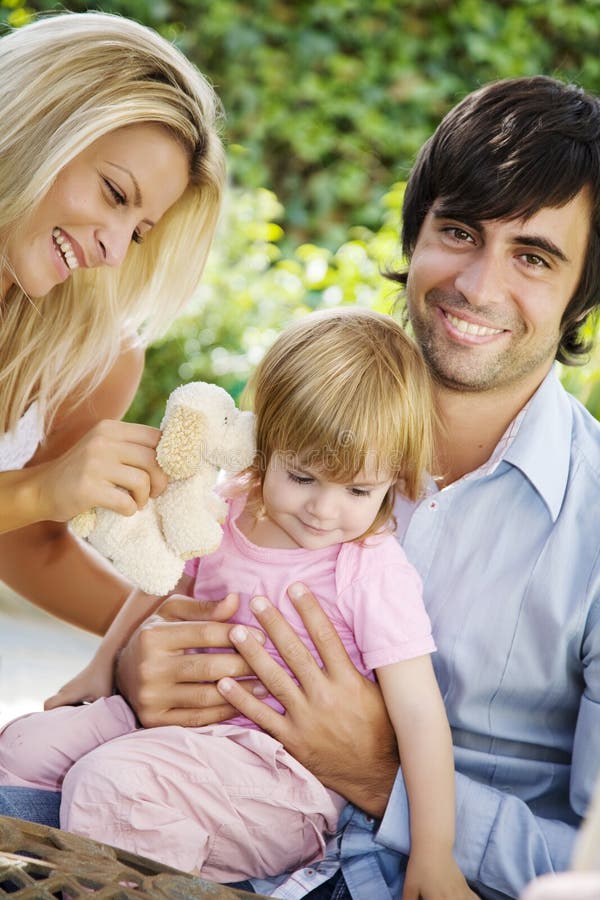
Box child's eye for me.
[349,487,371,498]
[287,471,314,485]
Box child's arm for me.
[377,655,478,900]
[44,573,194,709]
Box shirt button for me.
[305,868,315,876]
[428,500,438,510]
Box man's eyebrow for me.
[106,161,155,227]
[513,235,569,264]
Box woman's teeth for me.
[52,228,79,270]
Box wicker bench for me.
[0,815,262,898]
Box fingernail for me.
[288,582,305,599]
[250,596,269,614]
[230,625,248,643]
[253,684,268,698]
[218,677,234,693]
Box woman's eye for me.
[104,178,126,206]
[131,230,144,245]
[349,487,370,497]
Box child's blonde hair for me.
[243,307,434,538]
[0,11,225,433]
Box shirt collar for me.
[503,365,573,522]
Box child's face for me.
[260,452,394,550]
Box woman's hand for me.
[31,419,168,523]
[217,583,399,816]
[115,592,266,728]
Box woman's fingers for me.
[37,419,169,521]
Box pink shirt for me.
[185,496,435,728]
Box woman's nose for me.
[96,224,133,268]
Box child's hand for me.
[402,851,478,900]
[44,656,114,710]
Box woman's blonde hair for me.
[0,11,226,432]
[243,307,434,538]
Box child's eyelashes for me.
[286,470,371,497]
[287,471,314,485]
[349,487,371,498]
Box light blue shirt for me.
[253,367,600,899]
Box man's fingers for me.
[141,703,236,729]
[217,677,291,743]
[244,595,323,689]
[139,679,262,728]
[136,617,262,655]
[287,582,354,675]
[228,622,305,709]
[172,649,257,684]
[157,593,249,626]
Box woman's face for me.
[3,123,190,298]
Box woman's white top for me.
[0,402,44,471]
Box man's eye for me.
[522,253,547,268]
[445,227,473,243]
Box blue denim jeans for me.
[0,786,60,827]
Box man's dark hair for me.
[391,76,600,363]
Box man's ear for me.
[157,405,208,479]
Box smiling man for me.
[213,76,600,900]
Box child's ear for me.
[157,405,208,479]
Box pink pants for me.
[0,697,345,881]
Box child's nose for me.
[306,488,337,520]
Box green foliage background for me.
[3,0,600,422]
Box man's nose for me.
[454,249,507,308]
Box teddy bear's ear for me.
[157,405,207,479]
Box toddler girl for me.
[0,307,476,899]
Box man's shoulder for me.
[565,388,600,481]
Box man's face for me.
[405,190,591,395]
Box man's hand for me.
[217,583,399,817]
[115,593,266,727]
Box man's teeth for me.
[52,227,79,270]
[446,312,503,336]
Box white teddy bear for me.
[71,382,256,596]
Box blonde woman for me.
[0,309,477,899]
[0,11,225,634]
